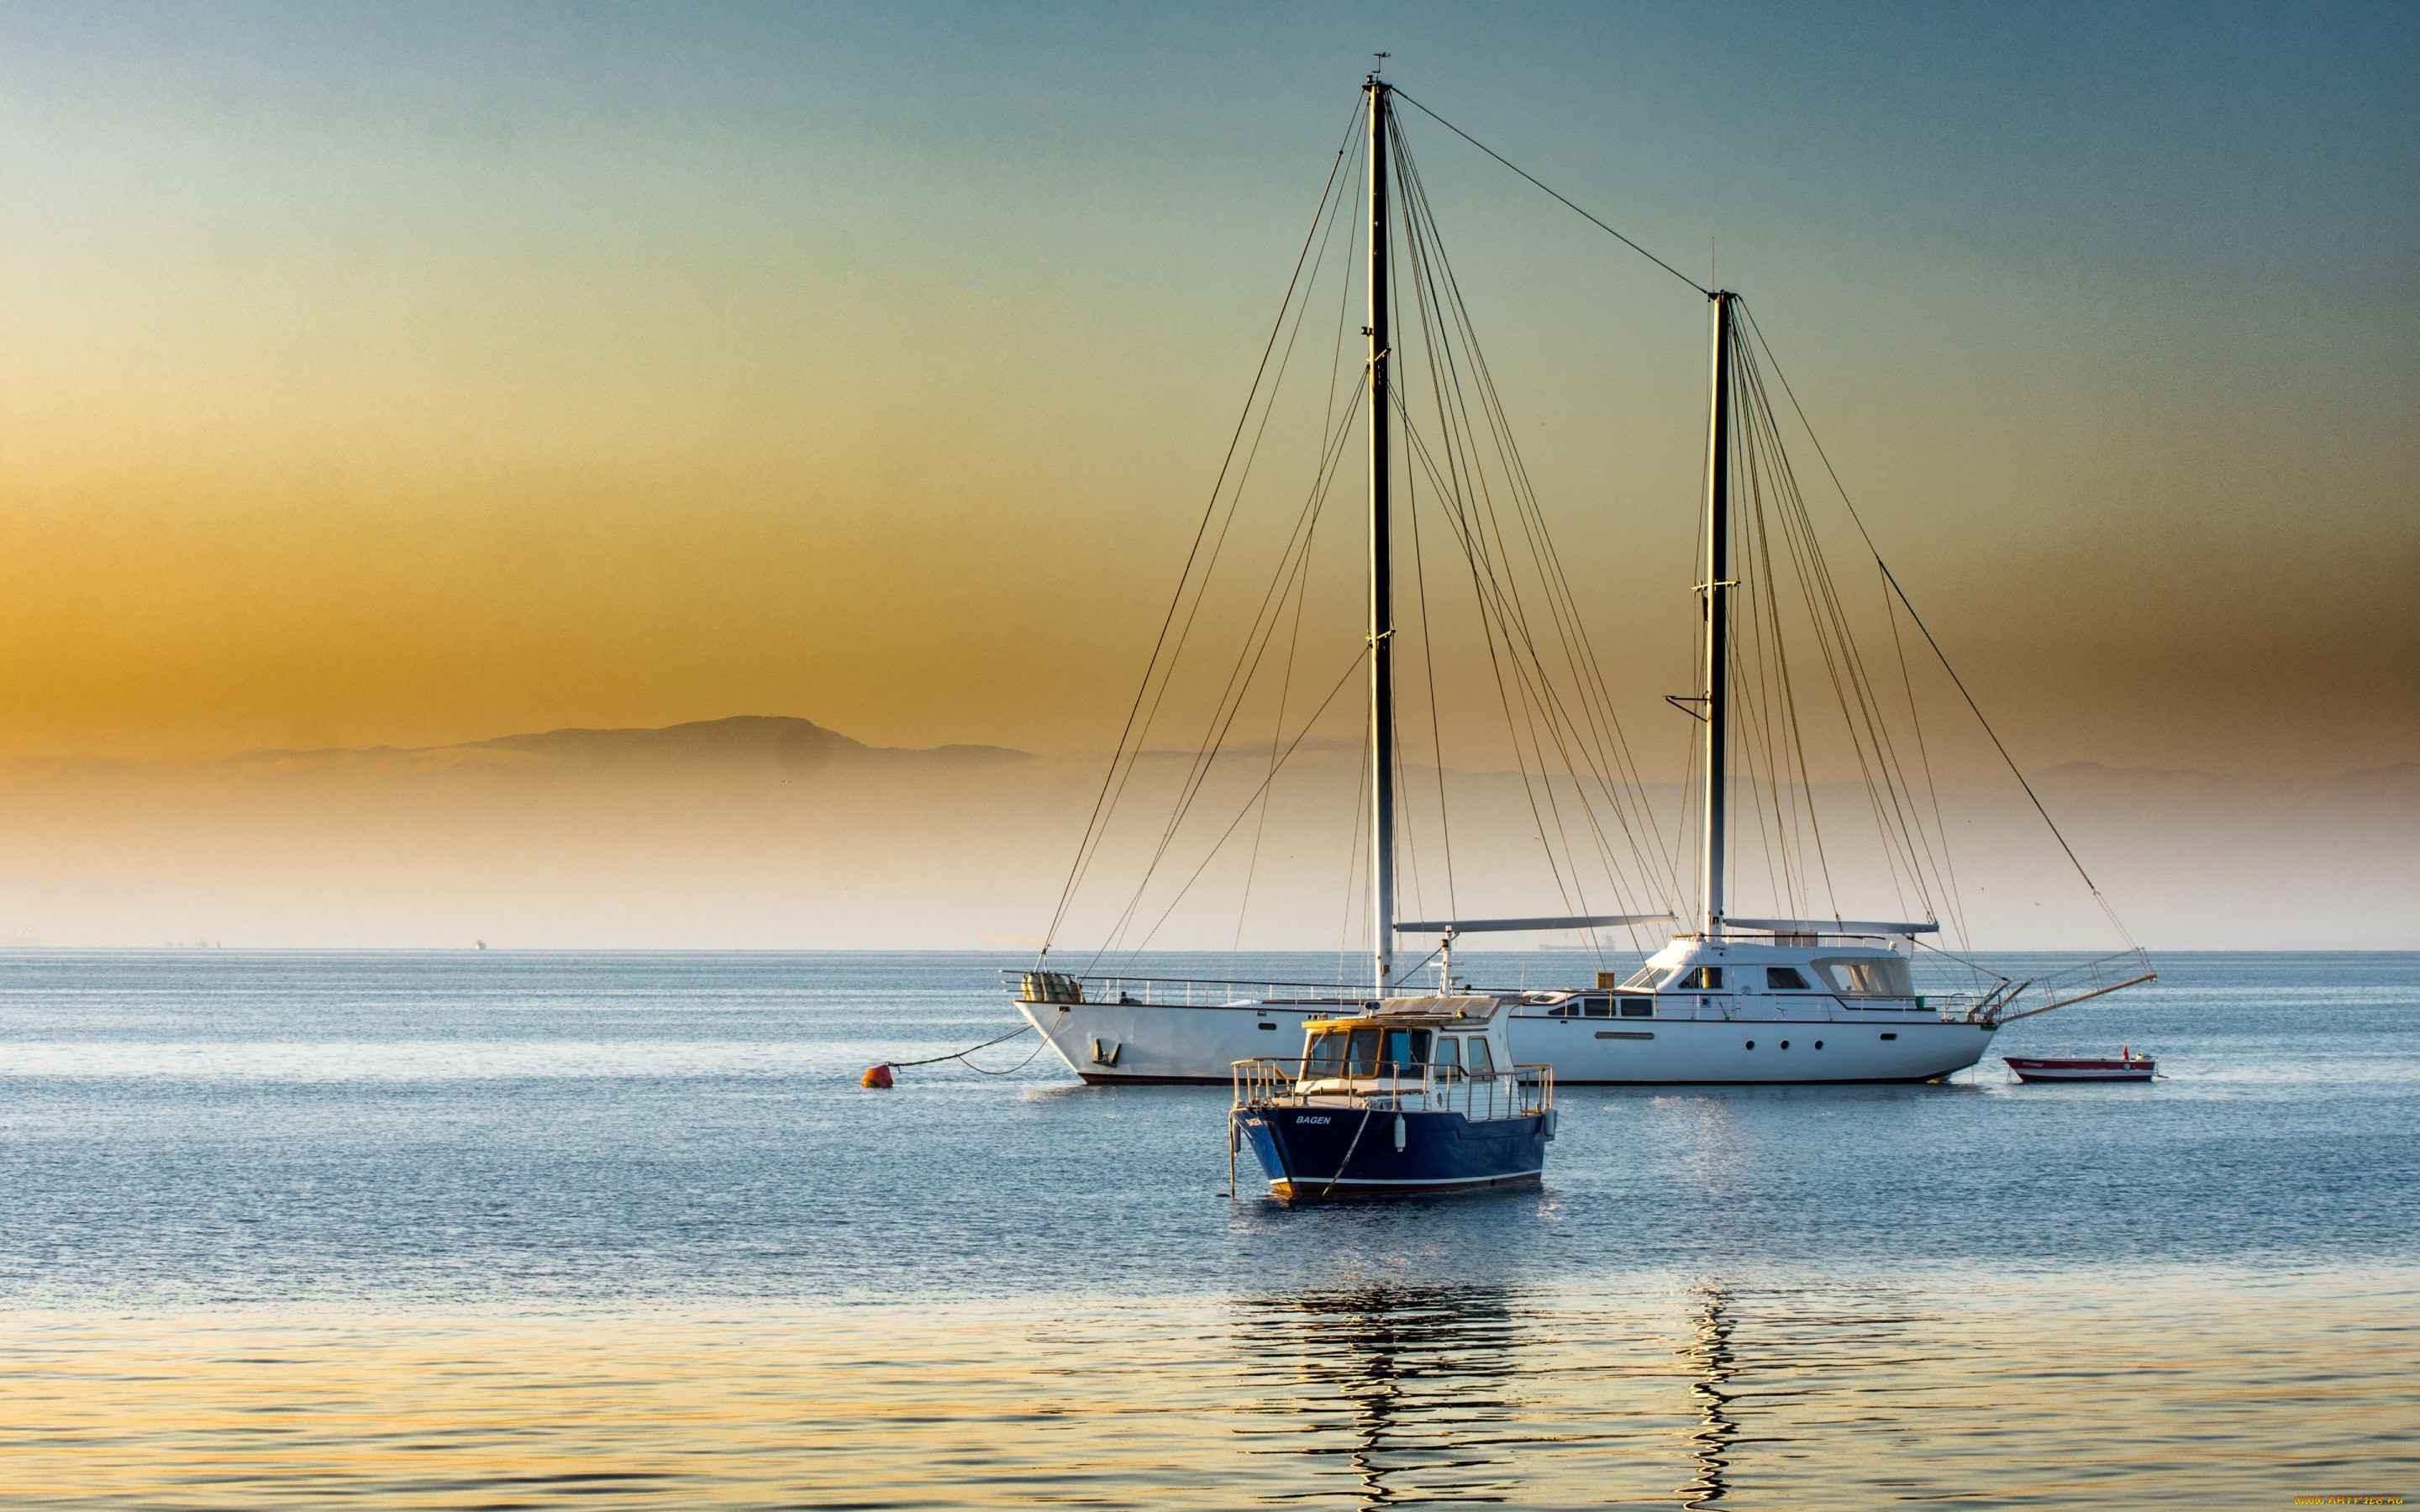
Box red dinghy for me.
[2004,1048,2154,1083]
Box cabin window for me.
[1619,998,1655,1017]
[1815,957,1914,996]
[1379,1027,1431,1070]
[1582,997,1612,1018]
[1676,966,1723,990]
[1621,964,1663,989]
[1346,1026,1382,1076]
[1546,1002,1580,1018]
[1766,967,1810,990]
[1433,1037,1463,1079]
[1465,1037,1497,1079]
[1306,1032,1346,1075]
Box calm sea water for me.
[1,949,2412,1507]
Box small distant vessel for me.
[1229,994,1553,1201]
[2003,1048,2154,1083]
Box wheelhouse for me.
[1236,994,1549,1121]
[1627,934,1929,1010]
[1301,1016,1498,1083]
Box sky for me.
[2,0,2414,777]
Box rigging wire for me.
[1735,302,2139,948]
[1046,81,2121,975]
[1391,87,1711,297]
[1087,160,1371,964]
[1402,369,1460,921]
[1117,648,1374,958]
[1063,91,1691,972]
[1092,191,1366,957]
[1037,104,1361,963]
[1339,710,1374,984]
[1229,465,1327,965]
[1881,573,1973,948]
[1094,412,1364,963]
[1392,127,1677,911]
[1727,317,1955,927]
[1382,108,1676,941]
[1229,166,1366,969]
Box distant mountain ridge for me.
[230,716,1033,773]
[0,720,2412,949]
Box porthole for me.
[1880,1032,1897,1041]
[1781,1040,1791,1049]
[1814,1040,1823,1049]
[1744,1040,1755,1050]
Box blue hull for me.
[1235,1105,1551,1201]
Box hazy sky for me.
[3,1,2412,774]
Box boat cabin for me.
[1634,935,1914,996]
[1300,994,1507,1087]
[1249,994,1547,1122]
[1524,935,1932,1016]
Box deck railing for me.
[1018,970,1975,1021]
[1014,964,2139,1028]
[1975,948,2159,1025]
[1231,1058,1552,1122]
[1012,970,1371,1010]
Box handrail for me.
[1231,1057,1552,1122]
[1013,969,1372,1008]
[1022,969,1990,1021]
[1970,948,2157,1025]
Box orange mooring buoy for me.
[860,1063,895,1089]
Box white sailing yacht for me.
[1011,75,2149,1084]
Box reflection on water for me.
[1,952,2415,1504]
[2,1274,2414,1509]
[1679,1285,1738,1508]
[1232,1284,1526,1504]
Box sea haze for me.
[3,718,2415,951]
[1,948,2412,1507]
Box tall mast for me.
[1365,76,1397,994]
[1699,291,1733,936]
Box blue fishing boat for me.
[1231,994,1554,1202]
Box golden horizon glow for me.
[2,7,2412,776]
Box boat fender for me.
[1392,1114,1406,1152]
[860,1063,894,1089]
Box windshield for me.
[1621,964,1668,989]
[1345,1026,1381,1075]
[1306,1032,1346,1075]
[1307,1025,1435,1077]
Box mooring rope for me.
[874,1023,1040,1077]
[1318,1107,1379,1200]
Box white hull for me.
[1017,997,1996,1085]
